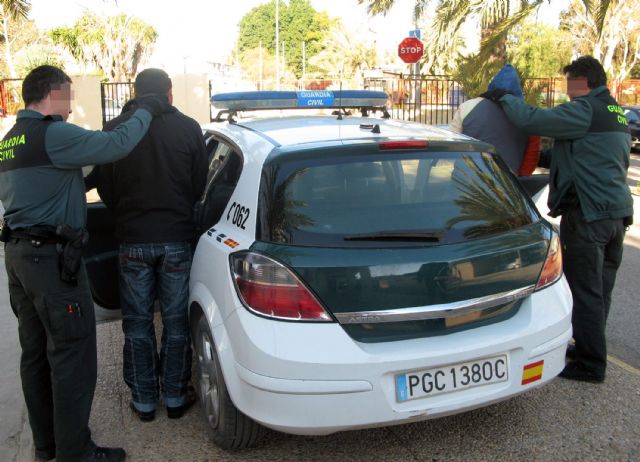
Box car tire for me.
[194,314,264,449]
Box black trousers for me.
[5,238,97,462]
[560,207,625,376]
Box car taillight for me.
[535,233,563,290]
[230,252,332,322]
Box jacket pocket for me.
[44,290,94,342]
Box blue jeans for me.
[119,242,192,411]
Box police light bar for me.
[211,90,388,111]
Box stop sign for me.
[398,37,424,64]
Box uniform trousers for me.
[5,238,97,462]
[560,206,625,377]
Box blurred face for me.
[565,74,590,100]
[49,82,73,121]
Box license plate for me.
[395,355,509,402]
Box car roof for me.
[204,114,476,150]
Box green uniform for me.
[499,86,632,378]
[1,108,152,461]
[1,109,152,229]
[499,86,632,222]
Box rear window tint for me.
[258,150,538,247]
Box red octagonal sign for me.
[398,37,424,64]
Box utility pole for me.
[282,41,286,86]
[259,41,263,90]
[275,0,280,90]
[302,41,306,85]
[412,8,420,107]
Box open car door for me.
[85,201,121,322]
[517,173,557,226]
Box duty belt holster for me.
[55,225,89,286]
[0,220,10,243]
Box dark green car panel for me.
[252,141,551,342]
[251,222,551,342]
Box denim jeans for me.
[119,242,192,411]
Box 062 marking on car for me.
[206,228,240,249]
[226,201,250,230]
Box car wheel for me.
[194,314,263,449]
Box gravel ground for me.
[87,319,640,462]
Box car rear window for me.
[258,150,539,247]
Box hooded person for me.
[450,64,540,176]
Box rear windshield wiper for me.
[343,230,443,242]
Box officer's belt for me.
[11,226,59,244]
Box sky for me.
[29,0,568,75]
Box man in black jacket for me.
[96,68,208,421]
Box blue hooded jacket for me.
[488,64,523,99]
[451,64,528,172]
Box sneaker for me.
[559,361,604,383]
[167,386,197,419]
[129,401,155,422]
[566,343,576,360]
[82,446,126,461]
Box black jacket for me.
[95,99,208,243]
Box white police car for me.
[86,90,572,449]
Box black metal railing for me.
[208,74,640,125]
[100,81,133,126]
[365,74,572,125]
[0,79,24,117]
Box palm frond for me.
[478,0,511,28]
[479,0,543,55]
[357,0,396,15]
[0,0,30,19]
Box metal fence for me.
[364,74,569,125]
[0,79,24,117]
[618,79,640,106]
[40,75,640,127]
[365,74,462,125]
[364,73,640,125]
[100,81,133,126]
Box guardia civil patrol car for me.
[86,90,572,449]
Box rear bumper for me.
[208,277,572,435]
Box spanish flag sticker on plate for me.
[521,360,544,385]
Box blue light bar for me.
[211,90,388,111]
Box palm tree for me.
[1,0,30,78]
[358,0,612,74]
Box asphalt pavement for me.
[1,156,640,461]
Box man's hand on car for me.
[137,94,168,116]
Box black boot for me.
[82,446,127,461]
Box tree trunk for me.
[1,5,17,78]
[481,24,507,64]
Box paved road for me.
[607,152,640,369]
[1,158,640,461]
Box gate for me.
[365,74,462,125]
[364,73,565,126]
[617,79,640,106]
[100,81,134,126]
[0,79,24,117]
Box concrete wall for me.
[171,74,210,126]
[68,75,103,130]
[1,73,212,134]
